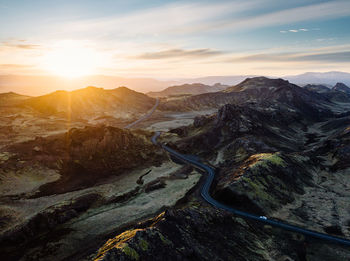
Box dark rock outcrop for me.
[6,126,164,196]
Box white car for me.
[259,216,267,220]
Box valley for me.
[0,77,350,260]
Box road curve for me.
[124,98,159,129]
[152,131,350,247]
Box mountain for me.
[177,72,350,87]
[0,75,177,95]
[23,86,155,119]
[161,77,334,120]
[147,83,228,97]
[301,82,350,103]
[303,84,330,93]
[333,82,350,94]
[285,71,350,86]
[0,92,31,107]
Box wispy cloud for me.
[211,1,350,33]
[61,0,350,39]
[316,38,336,42]
[299,51,350,63]
[280,28,317,33]
[226,49,350,63]
[1,41,41,50]
[134,48,225,60]
[62,1,264,37]
[0,64,35,68]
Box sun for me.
[43,41,99,78]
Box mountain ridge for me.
[147,83,228,97]
[23,86,155,119]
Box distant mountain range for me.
[284,71,350,86]
[0,75,177,96]
[180,71,350,87]
[1,71,350,96]
[147,83,228,97]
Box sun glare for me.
[43,41,99,78]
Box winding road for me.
[151,131,350,247]
[124,98,159,129]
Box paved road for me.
[152,131,350,247]
[124,98,159,129]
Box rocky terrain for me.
[303,84,331,94]
[160,77,336,116]
[303,82,350,103]
[94,77,350,261]
[1,77,350,261]
[0,124,203,260]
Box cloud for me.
[62,1,265,37]
[229,53,297,62]
[61,1,350,38]
[299,51,350,63]
[213,1,350,33]
[0,64,35,68]
[12,44,40,49]
[280,28,314,33]
[134,48,225,60]
[226,49,350,63]
[1,41,41,49]
[316,38,336,42]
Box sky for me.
[0,0,350,79]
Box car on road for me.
[259,216,267,220]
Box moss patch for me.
[158,232,172,245]
[138,238,149,251]
[122,244,139,260]
[249,152,286,171]
[95,229,142,260]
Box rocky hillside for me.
[333,82,350,94]
[95,78,350,261]
[23,86,155,119]
[303,84,330,93]
[160,77,335,119]
[5,125,163,196]
[147,83,228,97]
[0,92,30,106]
[0,87,156,148]
[0,125,188,261]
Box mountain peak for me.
[334,82,349,88]
[226,77,290,92]
[333,82,350,94]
